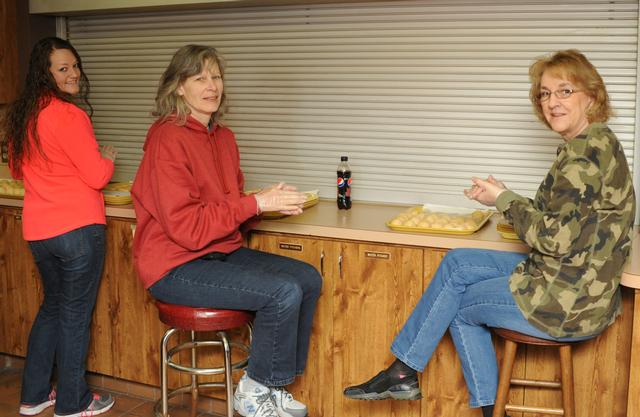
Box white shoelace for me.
[254,392,279,417]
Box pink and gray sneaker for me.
[53,392,114,417]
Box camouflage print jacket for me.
[495,123,636,338]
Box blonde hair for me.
[529,49,612,128]
[153,45,226,125]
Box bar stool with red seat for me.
[155,301,253,417]
[492,328,576,417]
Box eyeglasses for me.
[536,88,582,103]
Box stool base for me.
[156,326,251,417]
[493,329,575,417]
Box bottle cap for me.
[341,156,348,161]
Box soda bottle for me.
[337,156,352,210]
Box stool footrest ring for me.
[167,340,249,375]
[505,404,564,415]
[510,378,562,389]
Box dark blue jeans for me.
[20,224,106,415]
[149,247,322,386]
[391,248,596,407]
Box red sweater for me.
[131,116,260,289]
[10,98,114,240]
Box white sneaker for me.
[270,387,308,417]
[234,374,279,417]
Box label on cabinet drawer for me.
[365,251,391,260]
[279,243,303,252]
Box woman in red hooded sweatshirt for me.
[131,45,322,417]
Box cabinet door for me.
[248,232,334,417]
[420,248,486,417]
[0,207,42,355]
[86,217,167,387]
[0,0,19,103]
[334,241,423,417]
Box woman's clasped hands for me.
[254,182,307,215]
[464,175,507,207]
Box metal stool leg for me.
[219,331,235,417]
[189,330,199,417]
[559,344,575,417]
[160,328,179,417]
[493,339,518,417]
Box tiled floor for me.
[0,367,226,417]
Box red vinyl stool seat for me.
[155,301,253,417]
[492,328,576,417]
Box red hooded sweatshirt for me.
[131,116,260,289]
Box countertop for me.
[2,197,638,288]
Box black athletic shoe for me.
[343,371,422,400]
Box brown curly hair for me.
[529,49,612,129]
[2,37,92,177]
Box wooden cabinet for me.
[248,233,335,416]
[0,0,19,103]
[0,207,637,417]
[85,217,167,385]
[334,240,424,417]
[0,211,167,386]
[248,231,425,417]
[0,206,42,355]
[249,231,636,417]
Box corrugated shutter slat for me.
[66,0,638,208]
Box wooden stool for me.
[492,328,575,417]
[155,301,253,417]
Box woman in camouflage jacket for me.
[343,50,636,417]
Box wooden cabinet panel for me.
[627,289,640,417]
[0,207,42,355]
[249,232,424,417]
[248,232,334,417]
[0,0,20,103]
[86,217,168,387]
[420,249,484,417]
[332,241,423,417]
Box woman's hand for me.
[100,145,117,162]
[464,175,507,207]
[255,182,306,214]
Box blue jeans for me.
[20,224,106,415]
[149,246,322,387]
[391,248,594,408]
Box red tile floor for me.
[0,365,226,417]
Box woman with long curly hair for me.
[2,37,117,417]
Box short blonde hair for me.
[529,49,612,128]
[153,45,226,125]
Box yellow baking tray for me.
[496,222,520,240]
[386,204,493,235]
[498,230,519,240]
[0,179,25,199]
[103,182,132,205]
